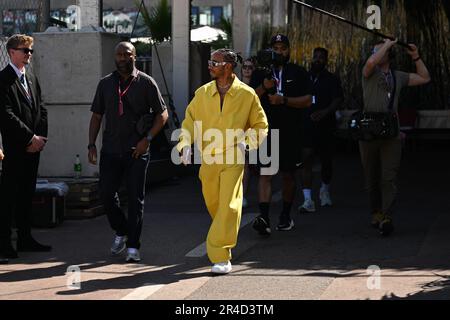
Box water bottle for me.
[74,154,82,179]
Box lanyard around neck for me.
[118,77,135,116]
[272,68,283,95]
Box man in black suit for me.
[0,34,52,261]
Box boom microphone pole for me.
[291,0,412,50]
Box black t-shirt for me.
[305,69,344,129]
[250,63,312,130]
[91,69,167,154]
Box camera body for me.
[256,49,286,95]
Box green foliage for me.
[210,35,230,50]
[210,17,232,49]
[288,0,450,109]
[219,17,233,41]
[137,0,172,43]
[133,41,152,56]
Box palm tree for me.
[137,0,172,44]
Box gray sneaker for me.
[126,248,141,263]
[111,235,127,255]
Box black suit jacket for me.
[0,64,47,155]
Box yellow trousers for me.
[199,163,244,264]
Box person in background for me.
[360,39,430,236]
[298,47,344,213]
[251,34,312,235]
[240,57,257,208]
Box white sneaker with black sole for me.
[111,235,127,255]
[126,248,141,263]
[276,215,295,231]
[298,199,316,213]
[211,261,232,274]
[252,216,271,236]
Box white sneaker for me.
[298,199,316,213]
[211,261,232,274]
[242,197,249,208]
[126,248,141,263]
[320,190,333,207]
[110,235,127,255]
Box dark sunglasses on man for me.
[13,48,34,54]
[242,64,254,70]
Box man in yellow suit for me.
[177,49,268,274]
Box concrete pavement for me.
[0,146,450,300]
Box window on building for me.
[191,6,199,26]
[210,7,223,27]
[191,6,226,27]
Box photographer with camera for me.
[251,34,312,235]
[360,39,430,236]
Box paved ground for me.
[1,144,450,301]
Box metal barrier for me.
[0,0,46,70]
[0,36,8,69]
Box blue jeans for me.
[99,151,149,249]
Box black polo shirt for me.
[304,69,343,129]
[91,68,167,154]
[250,63,312,129]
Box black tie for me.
[20,74,31,99]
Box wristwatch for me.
[146,132,153,142]
[87,144,96,150]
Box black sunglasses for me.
[242,65,254,70]
[13,48,34,54]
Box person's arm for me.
[406,44,431,86]
[282,95,312,109]
[255,85,267,97]
[176,100,196,154]
[88,112,103,165]
[250,70,275,98]
[132,109,169,159]
[88,81,105,165]
[311,96,344,121]
[133,80,169,159]
[267,93,313,108]
[149,110,168,139]
[35,77,48,138]
[363,39,397,78]
[0,148,4,161]
[255,78,276,98]
[311,76,344,122]
[269,66,313,108]
[0,87,35,149]
[245,94,269,150]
